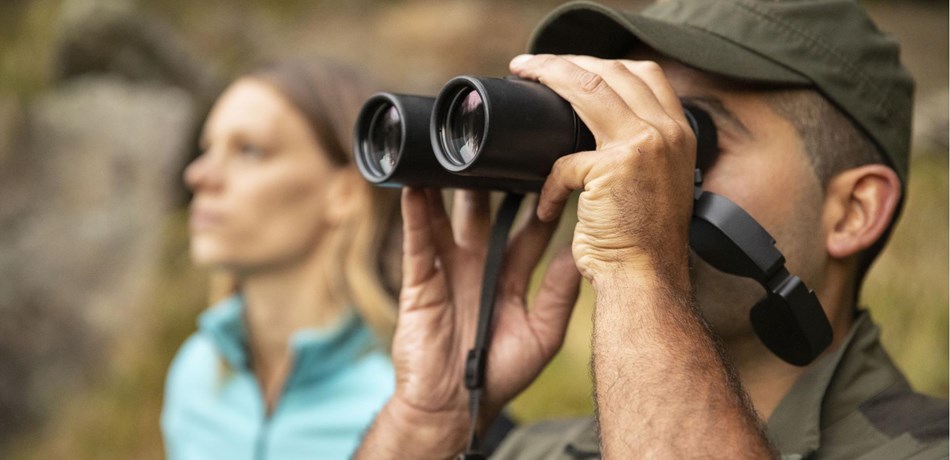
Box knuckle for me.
[638,60,664,75]
[576,70,607,94]
[605,60,629,75]
[637,125,663,149]
[662,120,685,143]
[666,120,695,152]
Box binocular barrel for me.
[430,76,595,183]
[353,77,715,192]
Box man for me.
[356,1,948,458]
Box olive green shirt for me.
[492,311,948,459]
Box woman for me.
[161,60,401,460]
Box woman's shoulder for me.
[165,333,224,394]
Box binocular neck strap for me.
[690,169,832,365]
[460,192,524,460]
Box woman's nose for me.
[184,151,224,192]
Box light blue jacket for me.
[161,295,394,460]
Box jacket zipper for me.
[253,356,297,460]
[254,415,272,460]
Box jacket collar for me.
[766,310,900,458]
[197,294,380,387]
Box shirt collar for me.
[197,294,381,386]
[766,310,894,458]
[198,294,248,370]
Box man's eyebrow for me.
[681,96,751,138]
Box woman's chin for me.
[189,241,234,269]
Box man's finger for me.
[536,149,600,222]
[500,199,562,297]
[424,188,455,256]
[616,59,687,124]
[527,246,581,358]
[451,189,492,250]
[509,54,646,143]
[567,56,687,123]
[561,55,670,126]
[401,187,440,287]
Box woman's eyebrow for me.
[681,96,752,138]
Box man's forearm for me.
[590,265,774,458]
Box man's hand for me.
[509,54,774,458]
[355,189,581,459]
[511,54,697,281]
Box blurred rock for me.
[0,96,24,174]
[0,76,195,443]
[55,0,221,105]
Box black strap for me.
[692,168,831,365]
[459,193,524,459]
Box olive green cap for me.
[528,0,915,183]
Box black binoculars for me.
[352,76,833,367]
[353,76,716,192]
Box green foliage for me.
[865,153,949,398]
[0,0,59,96]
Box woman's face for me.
[185,78,337,273]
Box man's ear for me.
[323,167,366,226]
[822,164,902,259]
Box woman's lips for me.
[189,207,225,231]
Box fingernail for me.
[510,54,534,69]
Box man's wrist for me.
[587,247,690,296]
[357,396,470,460]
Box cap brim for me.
[528,1,810,86]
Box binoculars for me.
[353,76,716,192]
[352,76,834,367]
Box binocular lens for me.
[442,89,486,167]
[364,103,402,177]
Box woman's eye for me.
[238,143,266,159]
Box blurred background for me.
[0,0,946,458]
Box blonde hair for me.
[207,59,400,345]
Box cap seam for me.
[730,0,892,117]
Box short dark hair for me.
[765,89,898,297]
